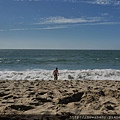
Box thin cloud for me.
[40,26,69,29]
[0,29,6,32]
[36,16,102,25]
[3,25,69,32]
[13,0,120,5]
[30,25,69,30]
[1,21,120,32]
[1,15,119,32]
[101,13,109,16]
[84,0,120,5]
[94,21,120,25]
[9,28,29,31]
[81,21,120,26]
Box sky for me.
[0,0,120,50]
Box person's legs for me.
[54,75,57,80]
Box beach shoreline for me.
[0,79,120,119]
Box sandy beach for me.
[0,79,120,119]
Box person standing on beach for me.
[53,67,59,80]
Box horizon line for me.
[0,48,120,51]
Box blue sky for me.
[0,0,120,49]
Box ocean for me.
[0,49,120,80]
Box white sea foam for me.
[0,69,120,80]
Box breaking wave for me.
[0,69,120,80]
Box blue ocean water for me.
[0,49,120,80]
[0,49,120,70]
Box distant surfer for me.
[53,67,59,80]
